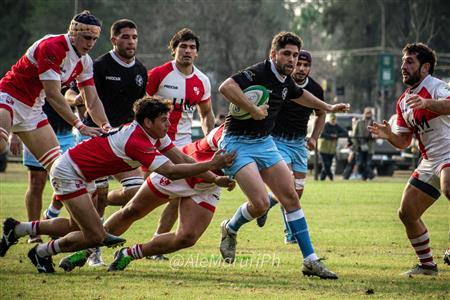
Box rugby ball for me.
[229,85,270,120]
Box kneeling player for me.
[58,125,234,272]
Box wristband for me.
[72,118,86,130]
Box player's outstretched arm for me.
[155,150,236,181]
[368,120,412,150]
[292,90,350,112]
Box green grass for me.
[0,164,449,299]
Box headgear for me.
[68,10,101,38]
[298,50,312,64]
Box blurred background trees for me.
[1,0,449,118]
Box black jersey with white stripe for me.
[84,51,147,127]
[272,76,324,139]
[224,60,303,137]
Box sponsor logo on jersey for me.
[282,87,288,100]
[106,76,121,81]
[407,115,433,134]
[193,86,200,95]
[135,74,144,87]
[163,84,178,90]
[242,70,255,82]
[171,97,196,112]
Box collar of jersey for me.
[133,121,159,145]
[297,77,309,88]
[65,34,82,59]
[109,50,136,68]
[172,60,196,78]
[269,59,287,83]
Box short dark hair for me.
[402,43,437,75]
[168,28,200,52]
[111,19,137,38]
[133,96,172,125]
[271,31,302,52]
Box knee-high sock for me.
[285,208,318,261]
[227,202,254,234]
[409,231,435,267]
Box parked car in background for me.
[308,112,401,176]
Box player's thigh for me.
[123,182,169,215]
[235,162,268,204]
[17,124,59,161]
[440,166,450,200]
[62,194,103,234]
[178,197,213,240]
[400,183,436,220]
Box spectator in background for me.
[318,114,347,180]
[342,116,360,180]
[353,107,375,180]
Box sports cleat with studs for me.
[0,218,19,257]
[102,233,126,248]
[219,219,237,263]
[87,248,106,267]
[28,244,55,273]
[401,264,438,276]
[302,258,338,279]
[59,250,89,272]
[108,248,132,271]
[256,211,268,228]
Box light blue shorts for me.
[273,136,309,174]
[219,134,283,178]
[23,132,76,169]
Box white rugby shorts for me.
[146,173,220,212]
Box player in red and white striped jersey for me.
[369,43,450,276]
[0,11,110,173]
[146,29,216,253]
[0,98,234,273]
[103,125,233,271]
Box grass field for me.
[0,164,449,299]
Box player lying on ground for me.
[0,97,235,273]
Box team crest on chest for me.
[193,86,200,96]
[135,74,144,87]
[282,87,288,100]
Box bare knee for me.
[175,232,198,249]
[398,208,417,225]
[122,204,146,221]
[442,187,450,201]
[85,229,105,246]
[250,198,269,216]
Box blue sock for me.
[227,202,253,233]
[286,209,317,261]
